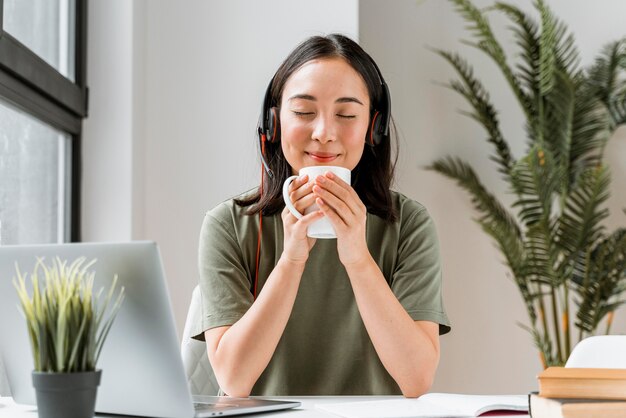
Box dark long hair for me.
[236,34,399,222]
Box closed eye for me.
[337,114,356,119]
[293,111,314,117]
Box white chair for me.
[565,335,626,368]
[180,286,220,395]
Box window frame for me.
[0,0,88,242]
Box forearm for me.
[209,256,305,396]
[345,256,440,398]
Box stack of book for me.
[529,367,626,418]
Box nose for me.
[311,113,337,144]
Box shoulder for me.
[205,189,256,221]
[390,190,430,224]
[388,191,439,246]
[202,189,259,237]
[367,191,437,250]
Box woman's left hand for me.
[312,171,370,267]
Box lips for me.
[306,151,339,163]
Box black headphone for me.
[257,57,391,174]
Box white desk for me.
[0,395,530,417]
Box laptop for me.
[0,241,300,417]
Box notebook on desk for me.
[0,241,300,417]
[316,393,529,417]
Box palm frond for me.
[536,0,557,95]
[523,225,558,286]
[574,229,626,332]
[434,49,514,176]
[492,2,540,143]
[568,84,610,185]
[492,3,539,91]
[548,9,580,78]
[587,38,626,130]
[427,157,528,279]
[510,146,560,228]
[556,165,611,269]
[535,0,581,177]
[543,70,575,195]
[449,0,533,120]
[427,156,521,238]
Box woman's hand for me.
[281,174,323,266]
[312,172,370,267]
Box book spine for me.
[527,392,536,418]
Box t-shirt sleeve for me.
[391,205,451,335]
[191,209,254,341]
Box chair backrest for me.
[565,335,626,368]
[180,285,220,395]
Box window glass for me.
[3,0,76,81]
[0,99,71,245]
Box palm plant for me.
[429,0,626,367]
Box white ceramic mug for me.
[282,166,351,239]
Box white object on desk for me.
[315,393,528,418]
[565,335,626,368]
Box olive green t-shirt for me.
[191,190,450,395]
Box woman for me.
[191,34,450,398]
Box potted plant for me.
[429,0,626,367]
[13,256,124,418]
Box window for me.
[0,0,87,244]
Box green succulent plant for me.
[429,0,626,367]
[13,257,125,373]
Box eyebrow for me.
[288,94,364,106]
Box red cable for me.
[254,135,267,299]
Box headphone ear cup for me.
[368,111,382,146]
[266,107,281,143]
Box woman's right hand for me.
[281,174,323,266]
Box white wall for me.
[82,0,626,395]
[82,0,134,241]
[360,0,626,394]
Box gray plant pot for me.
[32,370,102,418]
